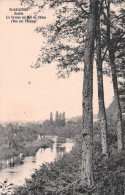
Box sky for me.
[0,0,114,122]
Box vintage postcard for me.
[0,0,124,194]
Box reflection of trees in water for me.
[9,155,18,167]
[9,158,15,167]
[51,145,53,152]
[32,156,36,163]
[19,160,24,165]
[0,154,24,169]
[0,161,7,170]
[56,146,66,156]
[0,164,3,170]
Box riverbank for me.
[12,115,125,195]
[0,136,75,195]
[0,139,54,162]
[1,113,125,194]
[12,138,125,195]
[20,139,54,157]
[12,137,82,195]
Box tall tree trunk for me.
[96,2,108,156]
[107,1,124,151]
[109,51,124,151]
[81,0,98,187]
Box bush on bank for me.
[21,139,54,157]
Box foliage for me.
[0,123,53,161]
[0,107,124,194]
[20,139,54,157]
[54,111,66,126]
[12,123,125,195]
[13,140,82,195]
[37,117,82,138]
[20,0,89,78]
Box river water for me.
[0,136,75,186]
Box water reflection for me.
[32,156,36,163]
[0,136,75,186]
[56,146,66,156]
[0,155,24,170]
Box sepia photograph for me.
[0,0,125,194]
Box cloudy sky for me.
[0,0,114,122]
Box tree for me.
[95,0,124,152]
[111,6,125,114]
[50,112,53,125]
[95,0,108,156]
[58,113,62,124]
[54,112,66,126]
[20,0,99,186]
[58,112,66,126]
[106,0,124,151]
[62,112,66,126]
[81,0,98,186]
[55,111,59,126]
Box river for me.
[0,136,75,187]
